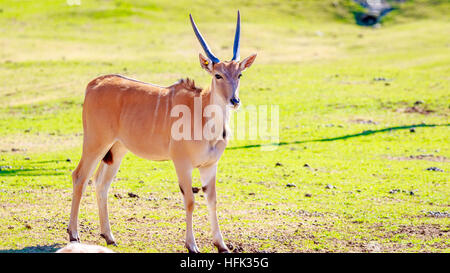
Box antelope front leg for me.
[199,164,229,253]
[174,161,199,253]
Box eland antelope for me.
[67,11,257,253]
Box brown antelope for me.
[67,11,256,253]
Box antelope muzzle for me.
[230,97,240,108]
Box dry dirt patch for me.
[396,106,435,115]
[389,224,448,240]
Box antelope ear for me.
[199,53,214,74]
[239,53,257,71]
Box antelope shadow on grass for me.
[0,167,67,177]
[227,123,450,150]
[0,159,72,177]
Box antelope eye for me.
[215,74,223,79]
[238,73,242,79]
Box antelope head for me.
[190,11,257,109]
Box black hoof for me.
[100,234,117,246]
[218,248,230,253]
[186,245,200,253]
[215,242,230,253]
[67,228,80,243]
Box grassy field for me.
[0,0,449,253]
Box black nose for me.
[230,97,240,105]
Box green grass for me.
[0,0,449,253]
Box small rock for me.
[409,191,415,196]
[303,163,310,168]
[25,224,32,229]
[139,180,145,184]
[414,100,424,105]
[305,193,312,197]
[0,165,12,171]
[352,119,378,125]
[373,77,386,81]
[24,157,31,160]
[426,167,443,172]
[114,193,123,199]
[409,128,415,133]
[66,158,72,162]
[275,162,283,167]
[248,192,255,196]
[226,243,244,253]
[325,184,335,189]
[128,192,139,198]
[286,183,297,188]
[389,189,400,194]
[426,211,450,218]
[192,187,200,193]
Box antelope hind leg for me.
[67,147,108,243]
[94,142,128,246]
